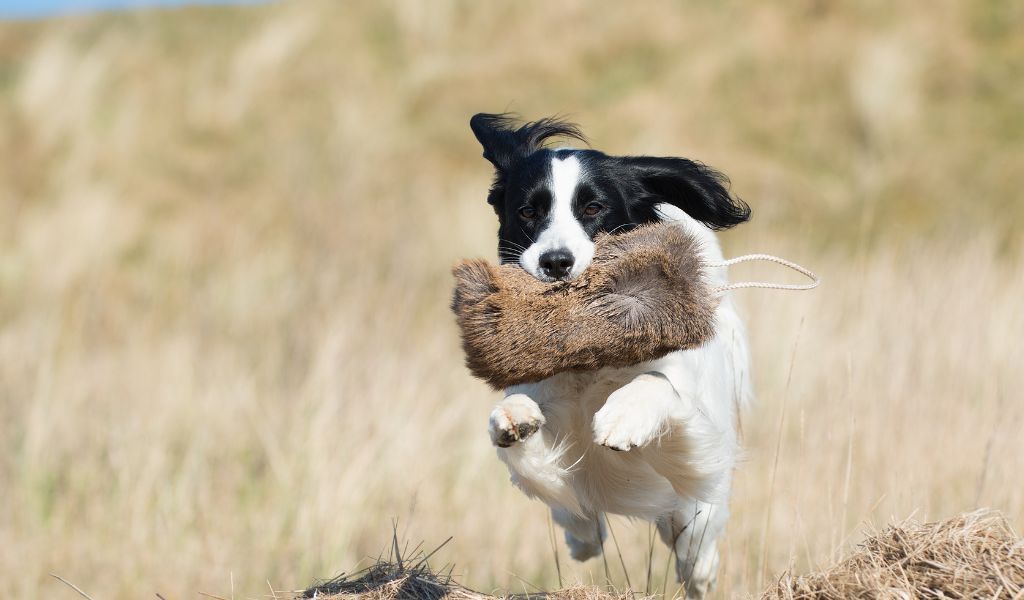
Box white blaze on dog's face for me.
[518,155,596,281]
[469,113,752,282]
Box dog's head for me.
[470,113,751,282]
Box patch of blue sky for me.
[0,0,265,20]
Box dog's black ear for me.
[469,113,586,173]
[624,156,751,230]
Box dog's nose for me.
[539,250,575,279]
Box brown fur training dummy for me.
[451,222,718,390]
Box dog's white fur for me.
[519,155,596,282]
[488,202,752,598]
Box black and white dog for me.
[470,113,753,598]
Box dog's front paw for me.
[489,394,545,448]
[592,375,672,451]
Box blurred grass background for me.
[0,1,1022,598]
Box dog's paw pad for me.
[492,418,540,447]
[489,395,544,448]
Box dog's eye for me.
[583,202,604,216]
[519,206,537,219]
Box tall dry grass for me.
[0,1,1021,599]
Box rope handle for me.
[706,254,820,294]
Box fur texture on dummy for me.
[451,222,718,390]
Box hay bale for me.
[303,537,633,600]
[304,511,1021,600]
[761,510,1024,600]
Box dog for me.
[469,113,753,599]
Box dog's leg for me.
[551,506,606,561]
[491,393,582,515]
[591,372,676,451]
[488,393,545,447]
[639,397,735,503]
[594,369,736,502]
[656,499,729,600]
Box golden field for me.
[1,1,1022,598]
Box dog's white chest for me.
[498,363,685,519]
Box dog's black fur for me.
[470,113,751,265]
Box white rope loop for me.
[706,253,820,294]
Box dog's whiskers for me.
[500,240,529,252]
[605,223,635,236]
[498,243,525,265]
[497,253,523,265]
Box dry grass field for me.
[1,1,1022,598]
